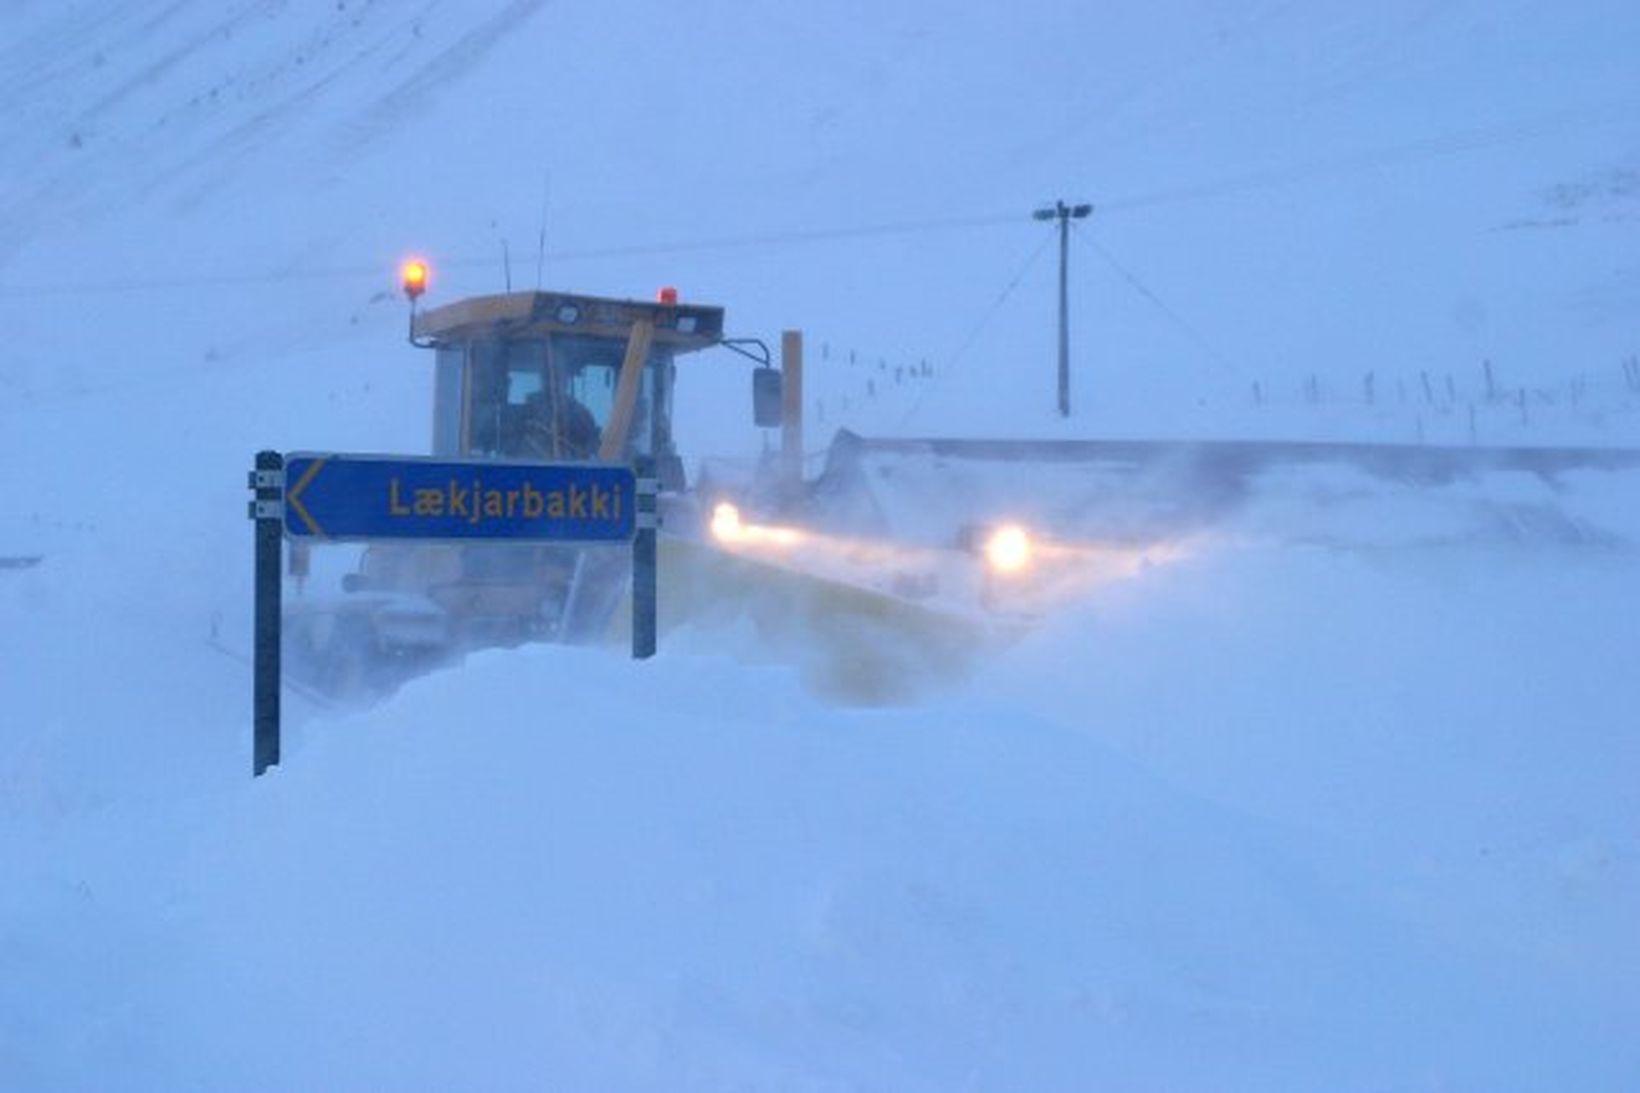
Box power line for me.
[0,262,379,299]
[0,212,1024,299]
[543,211,1023,260]
[4,98,1632,301]
[1070,224,1231,371]
[900,229,1057,425]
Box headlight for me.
[710,501,804,547]
[984,524,1033,574]
[710,501,744,541]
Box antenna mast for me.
[535,172,551,290]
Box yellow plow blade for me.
[609,536,1022,705]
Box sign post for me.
[633,456,658,659]
[249,451,284,777]
[249,451,652,776]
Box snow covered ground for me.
[6,518,1638,1090]
[3,2,1639,1089]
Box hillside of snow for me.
[3,2,1639,1089]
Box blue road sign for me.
[283,453,637,543]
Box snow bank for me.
[6,524,1637,1089]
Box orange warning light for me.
[401,259,430,301]
[657,285,679,306]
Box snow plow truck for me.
[282,264,1640,703]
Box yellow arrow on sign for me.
[285,458,329,538]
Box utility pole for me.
[1033,200,1092,416]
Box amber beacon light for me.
[401,259,430,301]
[402,258,435,348]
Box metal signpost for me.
[249,452,285,778]
[248,451,654,777]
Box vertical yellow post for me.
[598,318,655,462]
[781,329,804,491]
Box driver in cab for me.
[522,369,600,460]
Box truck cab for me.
[415,289,726,491]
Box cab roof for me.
[411,290,725,352]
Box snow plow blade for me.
[632,535,1022,705]
[647,431,1640,704]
